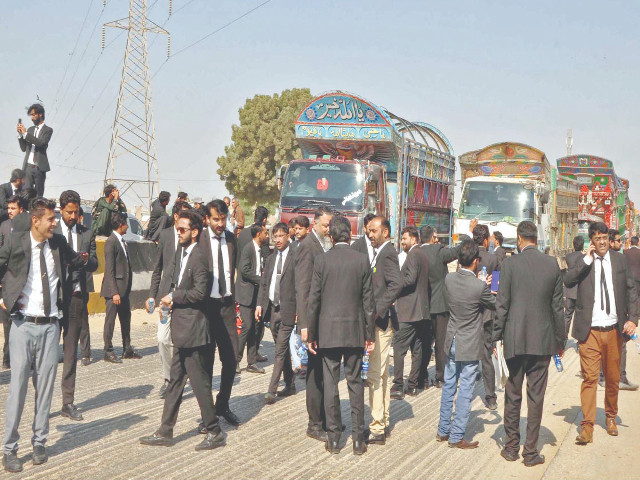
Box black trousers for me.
[322,347,364,443]
[25,163,46,197]
[159,345,220,437]
[1,307,10,366]
[504,354,550,459]
[255,318,265,354]
[431,312,449,383]
[61,295,90,405]
[564,297,576,342]
[237,304,258,365]
[393,320,426,390]
[481,320,496,402]
[206,297,238,411]
[267,306,294,395]
[306,344,325,431]
[103,296,132,353]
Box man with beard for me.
[17,104,52,197]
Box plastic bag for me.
[495,341,510,389]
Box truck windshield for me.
[280,162,365,211]
[459,181,535,222]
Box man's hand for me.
[485,273,492,286]
[365,340,375,354]
[255,306,262,322]
[301,328,308,342]
[145,298,153,313]
[307,341,318,355]
[113,294,121,306]
[0,299,6,311]
[79,252,89,263]
[557,349,565,359]
[469,218,479,232]
[17,124,26,135]
[623,321,636,337]
[585,243,596,260]
[493,346,497,358]
[160,294,173,309]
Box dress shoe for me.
[390,386,404,400]
[353,440,367,455]
[606,418,618,436]
[575,427,593,445]
[277,384,296,397]
[297,369,307,379]
[159,380,169,399]
[619,379,639,391]
[32,445,47,465]
[123,349,142,359]
[432,379,444,389]
[264,392,276,404]
[61,403,83,421]
[325,440,341,454]
[436,433,449,442]
[256,354,268,363]
[366,433,385,445]
[486,398,498,411]
[81,357,91,367]
[3,452,22,473]
[218,408,241,426]
[523,454,545,467]
[198,422,207,435]
[104,351,122,363]
[140,431,173,447]
[500,449,519,461]
[406,387,419,397]
[306,428,328,442]
[448,438,479,449]
[245,364,265,374]
[195,431,226,451]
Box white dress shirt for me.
[208,227,232,298]
[253,240,262,276]
[583,251,618,327]
[21,123,44,166]
[113,230,128,258]
[177,242,196,286]
[371,240,390,269]
[173,227,179,252]
[21,233,61,318]
[60,222,81,292]
[365,236,374,263]
[269,245,289,303]
[398,250,407,269]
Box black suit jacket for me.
[11,211,31,233]
[0,231,86,313]
[171,245,212,348]
[0,182,17,223]
[199,228,237,297]
[307,244,375,348]
[623,247,640,284]
[494,246,507,269]
[258,244,296,325]
[0,219,14,248]
[237,240,263,307]
[351,236,369,257]
[423,242,461,315]
[370,241,402,330]
[100,233,132,298]
[149,226,178,301]
[396,245,431,323]
[564,250,639,343]
[236,225,269,269]
[19,124,53,172]
[54,223,98,302]
[494,246,565,359]
[147,199,169,242]
[563,250,583,300]
[295,231,326,332]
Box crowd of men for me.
[0,175,638,472]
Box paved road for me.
[1,311,639,479]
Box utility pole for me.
[566,129,573,156]
[102,0,170,212]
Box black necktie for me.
[597,257,611,315]
[216,236,226,296]
[67,226,73,248]
[274,252,283,306]
[38,242,51,317]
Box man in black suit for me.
[292,214,310,247]
[564,236,584,346]
[0,198,88,473]
[492,231,507,268]
[55,191,98,421]
[200,199,241,426]
[565,222,638,445]
[17,104,52,197]
[260,223,297,403]
[307,215,376,455]
[146,191,171,242]
[473,224,500,411]
[0,169,25,224]
[100,212,142,363]
[351,213,376,262]
[296,206,333,441]
[621,235,640,389]
[237,223,268,374]
[140,210,226,451]
[392,225,430,401]
[494,221,565,466]
[366,217,402,445]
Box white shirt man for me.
[583,251,618,327]
[208,226,232,298]
[269,245,290,303]
[21,233,61,318]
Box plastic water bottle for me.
[298,344,308,366]
[361,353,370,380]
[478,266,488,282]
[160,305,170,325]
[148,298,155,314]
[553,354,563,372]
[631,333,640,351]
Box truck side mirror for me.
[540,190,550,204]
[276,165,288,191]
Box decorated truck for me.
[276,92,456,241]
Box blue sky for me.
[1,0,638,207]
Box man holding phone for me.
[17,104,52,197]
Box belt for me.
[23,316,58,325]
[591,325,616,332]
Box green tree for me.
[217,88,313,205]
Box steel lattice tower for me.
[103,0,170,211]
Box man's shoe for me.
[366,433,385,445]
[61,403,84,421]
[486,399,498,411]
[606,418,618,436]
[523,454,545,467]
[32,445,47,465]
[432,379,444,389]
[277,384,296,397]
[2,453,22,473]
[195,431,226,451]
[353,440,367,455]
[307,428,328,442]
[500,449,519,461]
[123,349,142,359]
[140,431,173,447]
[81,357,91,367]
[256,354,268,363]
[197,422,207,435]
[406,387,419,397]
[159,380,169,399]
[264,392,276,404]
[448,439,479,449]
[390,386,404,400]
[218,408,241,426]
[245,364,265,374]
[619,379,639,391]
[104,351,122,363]
[575,427,593,445]
[325,440,341,454]
[436,433,449,442]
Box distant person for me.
[231,198,245,235]
[0,169,25,223]
[176,191,188,203]
[91,184,127,237]
[564,236,585,346]
[17,104,52,197]
[223,196,234,232]
[147,191,171,241]
[351,213,376,262]
[492,231,506,267]
[622,236,640,390]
